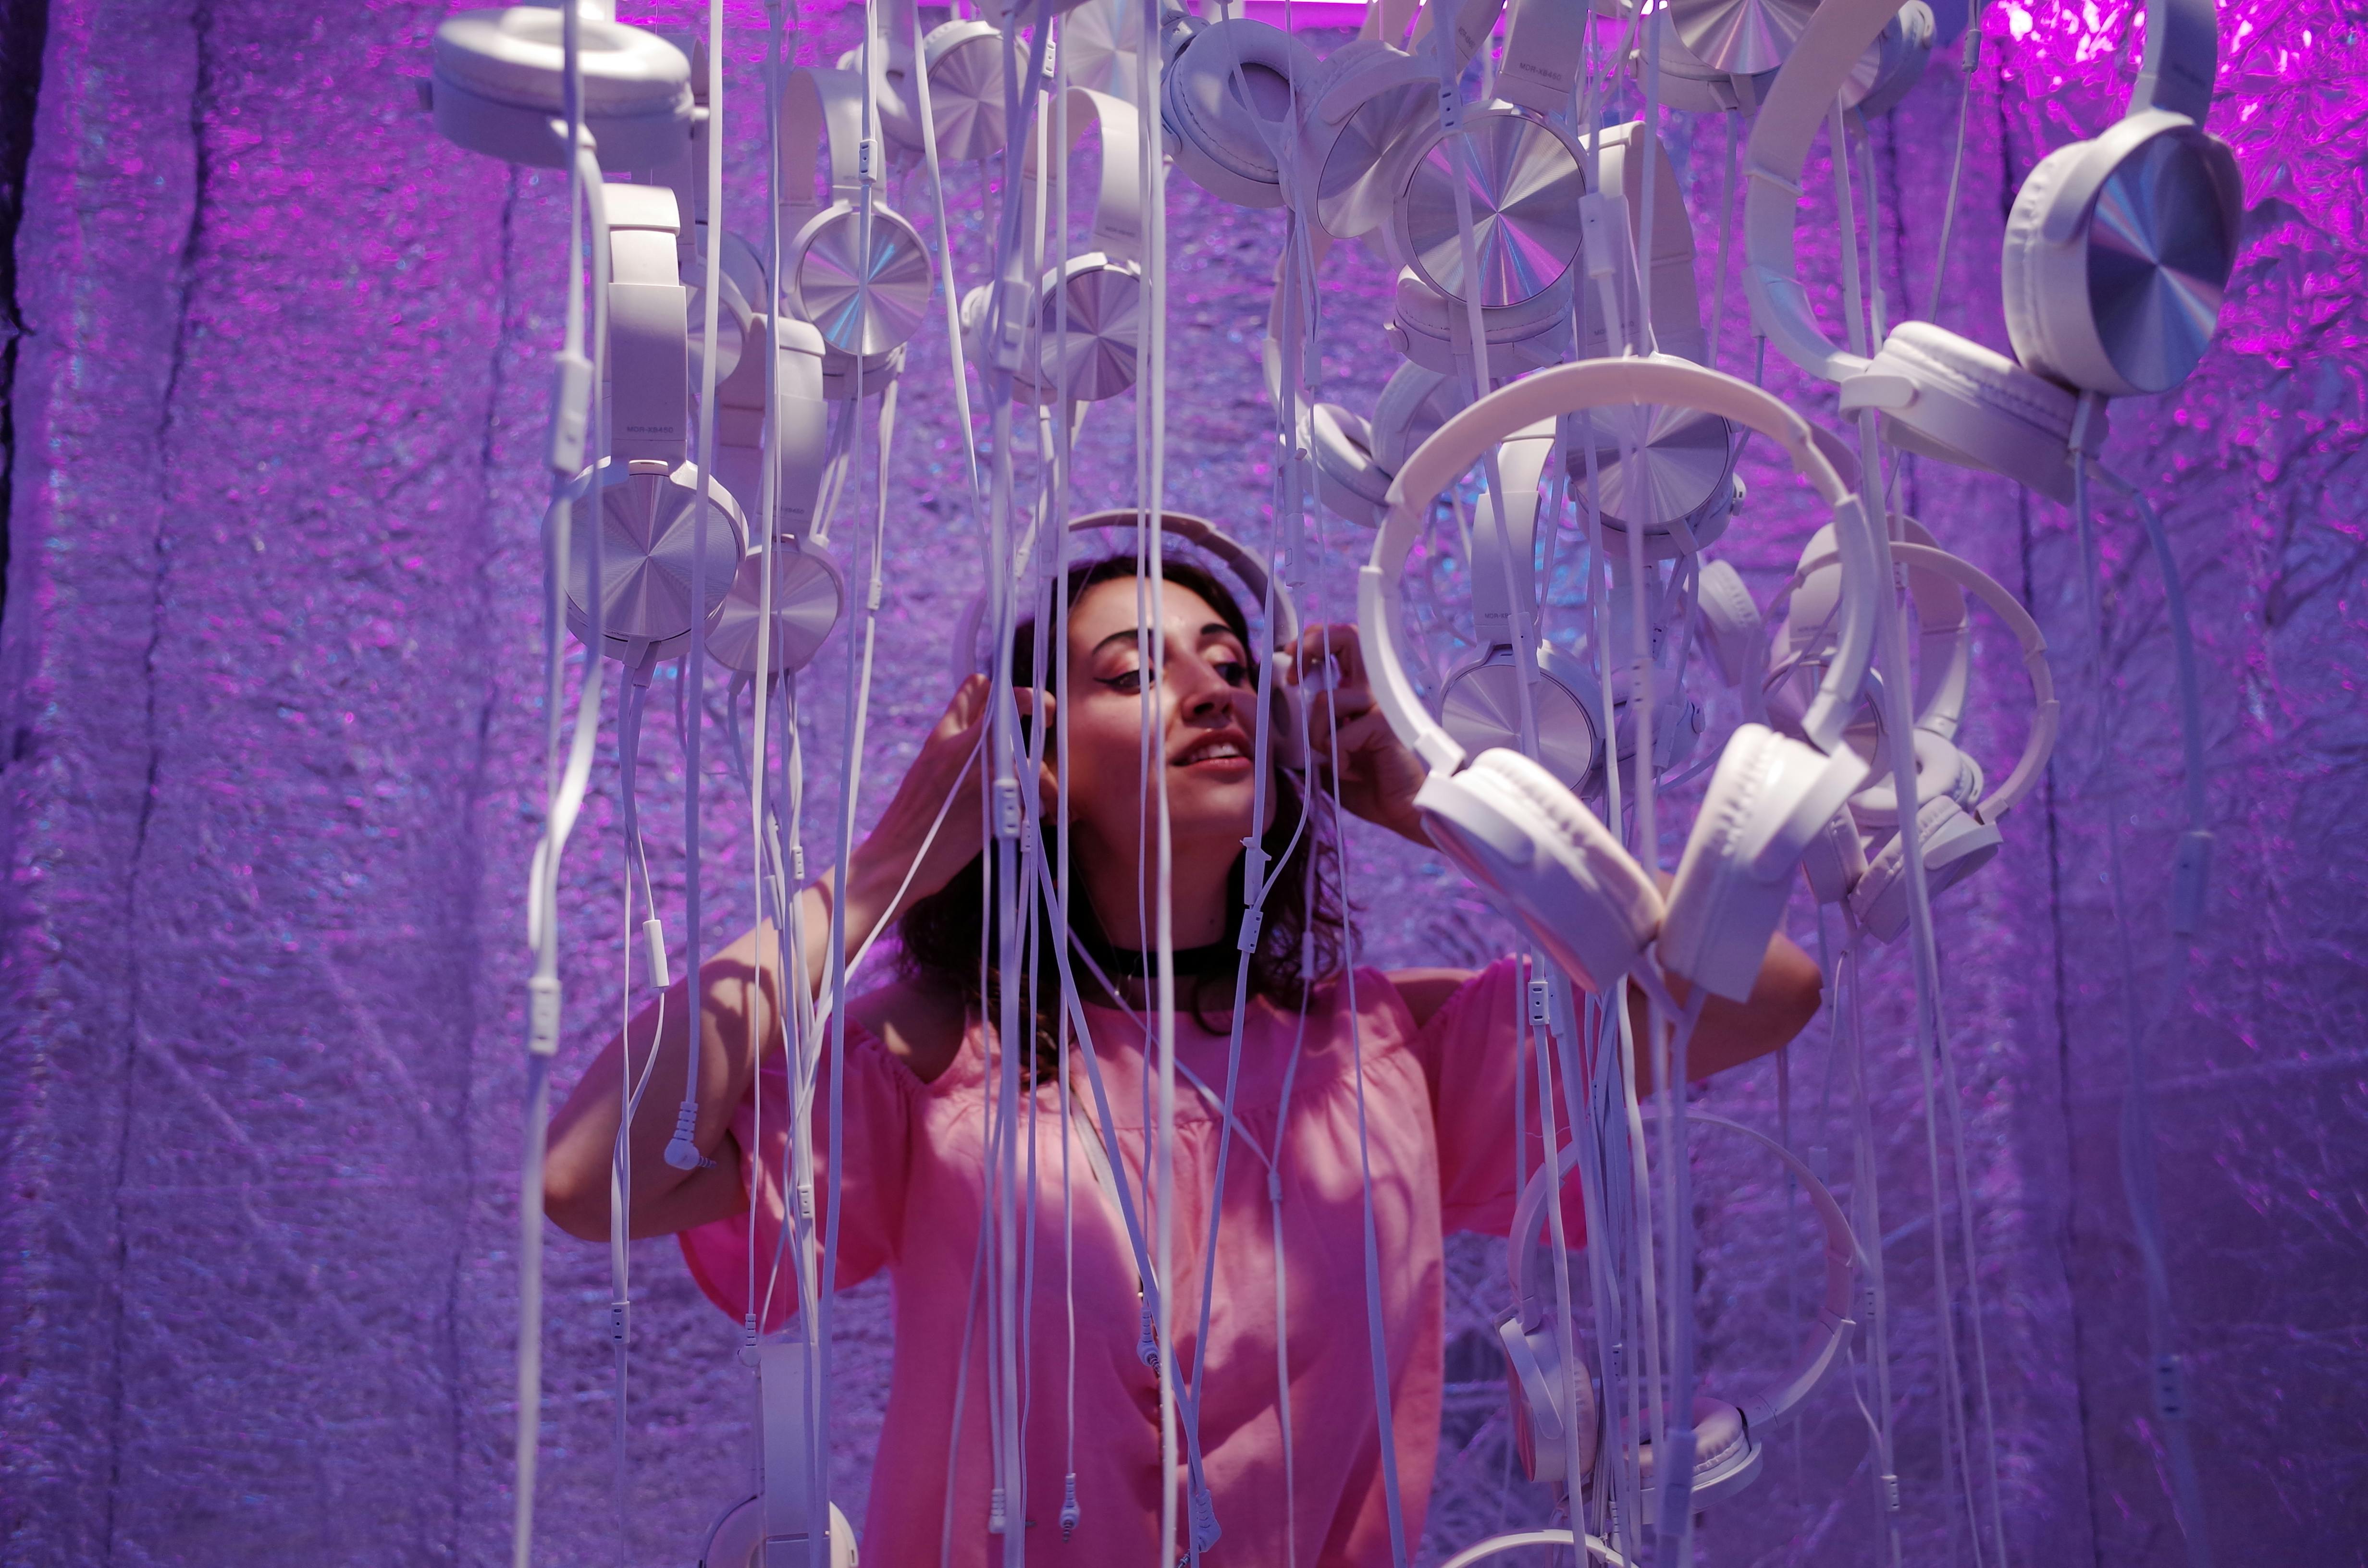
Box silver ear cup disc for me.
[559,466,745,653]
[1399,112,1587,308]
[791,207,935,357]
[1667,0,1817,75]
[2089,131,2236,395]
[1060,0,1142,97]
[707,548,845,675]
[1034,261,1143,402]
[1441,656,1603,795]
[927,29,1010,163]
[1316,80,1436,240]
[1565,403,1739,539]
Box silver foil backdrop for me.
[2,0,2363,1564]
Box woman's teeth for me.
[1179,741,1246,765]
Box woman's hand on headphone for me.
[1291,623,1430,845]
[848,675,1056,926]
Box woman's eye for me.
[1215,661,1250,687]
[1098,670,1145,695]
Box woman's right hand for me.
[845,674,995,926]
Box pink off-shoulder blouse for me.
[680,957,1572,1567]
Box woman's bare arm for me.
[543,675,1001,1243]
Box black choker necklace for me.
[1091,939,1240,981]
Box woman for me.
[543,552,1822,1565]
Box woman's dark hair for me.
[896,555,1346,1072]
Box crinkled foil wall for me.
[2,0,2362,1563]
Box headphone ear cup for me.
[1161,18,1315,208]
[2000,140,2089,389]
[1849,793,2004,942]
[1308,403,1391,526]
[1418,749,1663,994]
[1663,725,1865,1001]
[1846,320,2089,503]
[1497,1314,1600,1492]
[1800,803,1867,905]
[1694,558,1764,690]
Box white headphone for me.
[1305,362,1467,528]
[1745,0,2242,500]
[776,67,936,400]
[553,181,748,668]
[698,1338,860,1568]
[1161,14,1322,210]
[427,6,692,171]
[1497,1113,1862,1506]
[950,510,1307,771]
[1360,356,1880,1001]
[962,88,1145,404]
[1820,542,2058,940]
[1437,422,1611,799]
[874,0,1009,164]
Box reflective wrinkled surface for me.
[1,2,2362,1566]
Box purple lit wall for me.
[1,0,2362,1565]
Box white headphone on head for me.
[951,510,1308,772]
[551,181,748,669]
[1361,356,1880,1001]
[776,67,936,399]
[428,6,693,171]
[962,88,1145,404]
[1497,1113,1862,1507]
[1745,0,2242,500]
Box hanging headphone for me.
[551,181,748,668]
[1498,1113,1862,1507]
[698,1338,861,1568]
[875,0,1009,164]
[951,510,1307,771]
[1361,356,1881,999]
[777,67,936,400]
[710,298,833,546]
[1668,0,1817,77]
[1306,363,1468,528]
[427,6,692,171]
[962,87,1145,404]
[1059,0,1145,99]
[1807,542,2060,940]
[1745,0,2241,500]
[1160,13,1322,210]
[1438,422,1610,799]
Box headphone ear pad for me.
[1663,726,1858,1001]
[1419,750,1662,994]
[1308,402,1390,525]
[1849,794,2004,942]
[1498,1314,1601,1491]
[2000,141,2089,389]
[1161,18,1314,208]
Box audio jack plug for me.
[1060,1474,1080,1540]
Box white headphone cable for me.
[1921,16,1984,325]
[514,121,607,1568]
[2075,453,2217,1568]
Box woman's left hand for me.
[1290,623,1431,845]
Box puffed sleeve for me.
[1406,956,1588,1246]
[677,1018,920,1329]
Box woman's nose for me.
[1167,650,1233,720]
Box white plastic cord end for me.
[662,1102,704,1171]
[1191,1484,1221,1551]
[1138,1303,1161,1369]
[987,1486,1007,1535]
[1236,908,1264,954]
[546,351,592,477]
[642,917,670,990]
[527,975,561,1057]
[2153,1354,2189,1422]
[1060,1473,1081,1539]
[994,777,1024,840]
[608,1299,629,1345]
[1527,978,1552,1027]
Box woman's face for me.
[1057,575,1277,863]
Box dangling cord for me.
[1836,911,1906,1567]
[1708,110,1740,371]
[666,0,729,1179]
[1832,91,2004,1568]
[2079,452,2217,1568]
[905,0,985,507]
[1647,980,1711,1561]
[515,131,607,1568]
[1921,16,1984,326]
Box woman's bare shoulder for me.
[847,977,971,1085]
[1385,966,1480,1030]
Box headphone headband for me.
[1363,357,1876,773]
[1019,87,1144,266]
[777,67,866,232]
[1506,1111,1860,1431]
[1469,422,1556,643]
[605,182,690,465]
[1799,540,2060,819]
